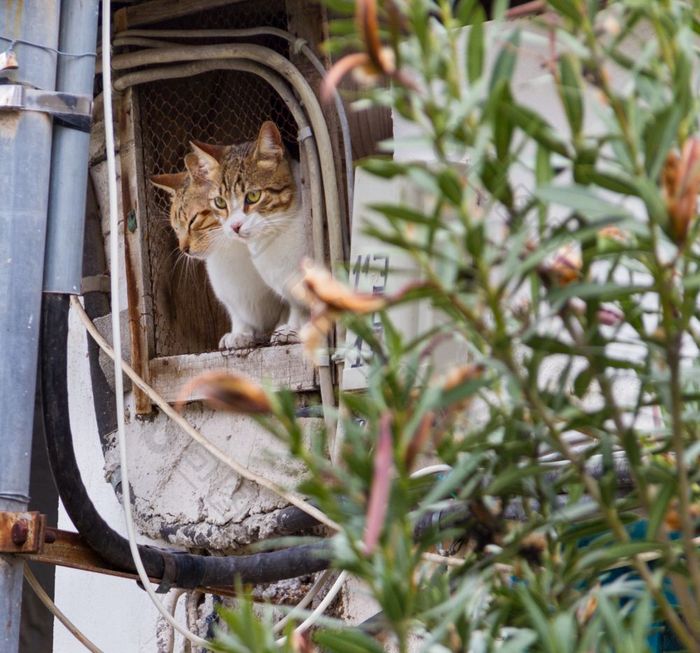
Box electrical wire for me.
[0,36,97,58]
[291,570,348,637]
[24,565,104,653]
[101,2,211,648]
[275,571,349,645]
[272,568,335,633]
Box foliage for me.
[213,1,700,651]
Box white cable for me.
[275,570,349,645]
[272,568,336,633]
[101,2,211,648]
[410,464,453,479]
[24,566,104,653]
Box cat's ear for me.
[254,121,284,168]
[191,140,228,163]
[150,172,187,196]
[186,142,221,181]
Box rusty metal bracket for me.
[2,512,241,596]
[0,515,237,596]
[0,84,92,132]
[0,511,46,554]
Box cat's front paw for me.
[270,325,300,345]
[219,332,257,350]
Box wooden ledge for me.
[149,343,317,403]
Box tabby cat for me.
[184,122,309,344]
[151,143,287,350]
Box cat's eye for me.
[245,190,261,204]
[213,196,227,209]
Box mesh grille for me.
[136,0,300,357]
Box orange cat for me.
[151,147,287,349]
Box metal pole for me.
[0,1,61,650]
[43,0,100,294]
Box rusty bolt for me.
[44,531,56,544]
[11,520,28,546]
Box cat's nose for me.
[182,244,190,254]
[231,222,242,234]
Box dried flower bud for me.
[321,0,417,102]
[577,592,599,625]
[602,15,621,36]
[441,364,485,392]
[539,243,582,287]
[597,225,633,253]
[298,260,386,315]
[176,370,272,415]
[662,138,700,244]
[299,313,335,364]
[663,500,700,532]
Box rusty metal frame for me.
[0,511,237,597]
[0,511,46,554]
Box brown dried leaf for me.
[298,260,386,315]
[176,370,271,415]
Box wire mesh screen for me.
[136,0,301,357]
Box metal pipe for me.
[43,0,100,294]
[0,1,61,649]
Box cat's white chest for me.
[249,226,307,301]
[205,240,284,333]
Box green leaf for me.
[536,145,554,185]
[646,482,676,540]
[466,10,485,84]
[437,168,464,206]
[576,541,665,572]
[558,53,584,137]
[547,0,582,22]
[643,104,682,179]
[489,30,520,91]
[486,463,544,494]
[535,184,632,220]
[369,203,434,225]
[481,155,514,207]
[493,85,515,160]
[501,103,569,157]
[547,281,650,304]
[361,158,408,179]
[314,629,386,653]
[588,170,639,196]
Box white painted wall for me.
[53,306,161,653]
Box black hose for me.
[40,293,331,588]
